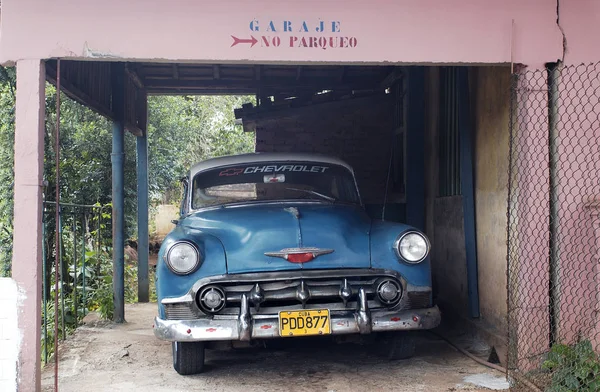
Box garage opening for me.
[35,59,513,389]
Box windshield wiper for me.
[285,187,336,202]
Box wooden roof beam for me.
[145,78,378,91]
[45,62,114,120]
[125,64,144,88]
[380,68,403,88]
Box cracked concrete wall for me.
[559,0,600,65]
[473,66,510,338]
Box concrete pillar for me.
[13,59,45,391]
[406,66,425,230]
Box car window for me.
[179,177,189,216]
[191,161,359,209]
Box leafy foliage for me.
[542,340,600,392]
[0,66,15,275]
[0,66,254,362]
[0,64,254,275]
[147,95,254,204]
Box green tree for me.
[0,66,15,276]
[0,67,254,275]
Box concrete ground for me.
[41,303,509,392]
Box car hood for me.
[181,203,372,273]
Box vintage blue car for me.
[154,152,440,374]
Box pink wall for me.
[510,64,600,369]
[555,65,600,351]
[560,0,600,65]
[511,72,551,370]
[0,0,564,67]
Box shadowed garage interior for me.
[41,59,512,381]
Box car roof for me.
[189,152,354,178]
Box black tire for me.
[172,341,205,375]
[378,332,416,360]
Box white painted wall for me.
[154,205,179,237]
[0,278,19,392]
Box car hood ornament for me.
[264,247,334,263]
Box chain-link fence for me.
[507,63,600,391]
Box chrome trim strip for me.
[153,306,441,341]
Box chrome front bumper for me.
[153,303,441,342]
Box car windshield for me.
[191,161,360,209]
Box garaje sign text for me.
[230,19,357,50]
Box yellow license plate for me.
[279,309,331,337]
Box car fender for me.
[369,220,432,287]
[156,225,227,318]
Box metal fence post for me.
[42,215,48,364]
[548,63,561,346]
[111,62,126,323]
[72,216,78,324]
[82,212,87,316]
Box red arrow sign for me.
[231,35,258,48]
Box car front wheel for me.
[172,341,205,375]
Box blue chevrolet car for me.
[154,152,440,374]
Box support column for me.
[111,63,125,323]
[13,59,45,391]
[457,67,480,319]
[136,92,149,303]
[406,67,426,230]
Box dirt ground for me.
[41,303,509,392]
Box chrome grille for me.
[195,274,404,315]
[162,270,432,320]
[164,303,199,320]
[404,291,431,309]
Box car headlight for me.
[395,231,430,264]
[166,241,201,274]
